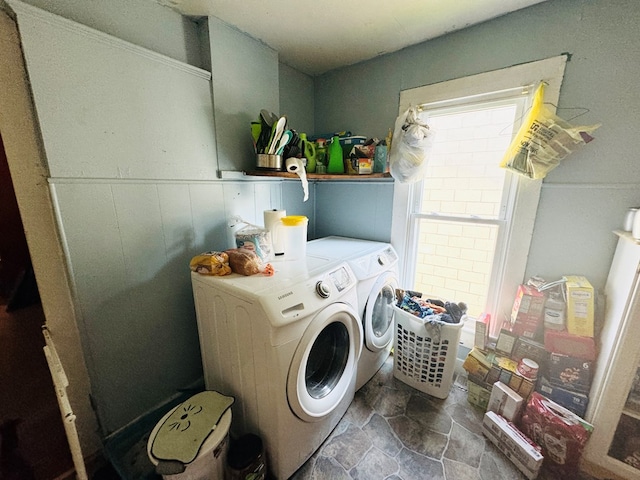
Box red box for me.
[544,329,597,361]
[510,285,545,339]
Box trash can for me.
[226,433,267,480]
[147,391,233,480]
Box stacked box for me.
[563,275,595,337]
[462,347,492,379]
[483,411,544,480]
[488,382,524,422]
[511,336,549,377]
[468,376,493,409]
[548,353,592,394]
[510,285,545,339]
[463,348,536,404]
[537,377,589,417]
[544,329,597,361]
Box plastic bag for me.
[388,106,434,183]
[518,392,593,476]
[225,248,262,276]
[189,251,232,276]
[229,216,273,263]
[501,83,600,179]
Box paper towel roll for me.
[264,209,286,255]
[286,157,309,202]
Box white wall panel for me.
[11,1,217,180]
[187,183,227,253]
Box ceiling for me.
[158,0,549,76]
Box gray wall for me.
[6,0,316,437]
[20,0,204,67]
[314,0,640,291]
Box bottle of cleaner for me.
[327,136,344,174]
[299,133,317,173]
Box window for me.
[391,56,567,345]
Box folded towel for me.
[151,391,234,465]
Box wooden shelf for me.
[245,170,393,181]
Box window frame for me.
[391,56,567,339]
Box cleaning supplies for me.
[327,136,344,174]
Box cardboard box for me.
[462,348,492,380]
[510,285,545,339]
[511,337,549,374]
[357,157,372,174]
[496,329,518,357]
[544,328,597,361]
[537,377,589,418]
[474,313,490,350]
[488,381,524,422]
[468,376,492,409]
[564,276,594,337]
[482,411,543,479]
[548,353,593,394]
[485,363,536,401]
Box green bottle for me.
[327,136,344,174]
[299,133,317,173]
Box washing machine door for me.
[287,302,362,422]
[364,271,398,352]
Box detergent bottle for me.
[327,136,344,174]
[299,133,317,173]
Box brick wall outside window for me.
[414,105,516,317]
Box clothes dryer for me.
[306,237,399,390]
[191,256,361,480]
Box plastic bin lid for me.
[150,391,234,464]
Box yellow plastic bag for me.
[189,251,232,276]
[500,83,600,179]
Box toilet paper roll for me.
[264,209,286,255]
[286,157,309,202]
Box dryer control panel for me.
[329,266,353,292]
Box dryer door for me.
[364,271,398,352]
[287,302,362,422]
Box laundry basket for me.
[393,305,463,398]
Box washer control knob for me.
[377,255,387,266]
[316,281,331,298]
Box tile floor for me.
[103,352,602,480]
[289,354,598,480]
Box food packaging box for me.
[488,381,524,422]
[511,337,549,375]
[519,392,593,477]
[482,411,543,479]
[357,157,372,174]
[468,376,493,409]
[544,328,597,361]
[563,275,594,337]
[462,348,492,380]
[474,313,490,350]
[537,377,589,418]
[548,353,593,394]
[495,329,518,357]
[510,285,545,339]
[485,363,536,401]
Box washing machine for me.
[191,256,362,480]
[306,236,399,390]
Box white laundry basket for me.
[393,306,463,399]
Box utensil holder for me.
[256,154,283,170]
